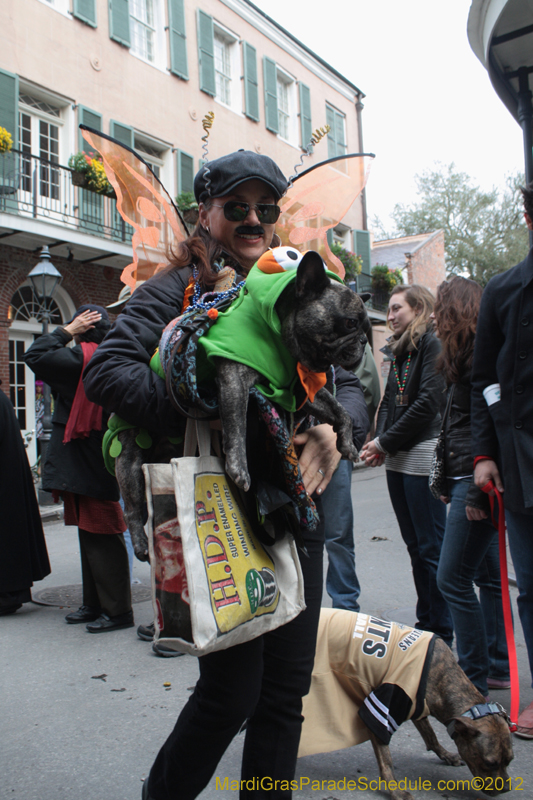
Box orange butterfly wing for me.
[276,153,374,279]
[80,126,189,291]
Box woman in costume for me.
[361,285,453,644]
[433,276,509,697]
[23,306,132,633]
[83,150,369,800]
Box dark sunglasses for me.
[211,200,281,224]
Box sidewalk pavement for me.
[3,466,530,800]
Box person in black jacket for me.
[0,386,51,615]
[471,183,533,738]
[23,305,132,633]
[361,284,452,644]
[83,151,369,800]
[432,277,509,698]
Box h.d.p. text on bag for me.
[143,421,305,656]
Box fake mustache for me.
[235,226,264,237]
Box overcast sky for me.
[251,0,525,231]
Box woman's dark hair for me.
[165,199,239,287]
[434,276,483,384]
[521,181,533,220]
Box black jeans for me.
[147,513,325,800]
[386,470,452,643]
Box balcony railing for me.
[349,274,390,313]
[0,149,132,243]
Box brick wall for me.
[407,231,446,295]
[0,243,124,388]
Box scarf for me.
[63,342,103,443]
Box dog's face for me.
[278,251,369,373]
[453,714,514,795]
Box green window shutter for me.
[326,229,333,248]
[110,120,134,148]
[354,230,371,276]
[335,110,346,155]
[109,0,131,47]
[168,0,188,80]
[78,106,102,150]
[73,0,97,27]
[299,83,312,150]
[243,42,259,122]
[326,104,336,158]
[178,150,194,194]
[0,68,18,148]
[197,10,215,96]
[263,57,278,134]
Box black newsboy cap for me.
[194,149,288,204]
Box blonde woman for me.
[362,285,452,644]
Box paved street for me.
[2,465,532,800]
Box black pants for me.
[148,513,325,800]
[78,529,131,617]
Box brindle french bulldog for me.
[116,249,369,562]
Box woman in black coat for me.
[23,306,132,633]
[433,277,509,697]
[0,386,50,615]
[362,284,452,644]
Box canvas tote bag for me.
[143,420,305,656]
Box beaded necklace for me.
[392,351,412,406]
[191,265,245,311]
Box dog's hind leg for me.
[214,358,261,492]
[115,430,150,562]
[368,731,413,800]
[412,717,464,766]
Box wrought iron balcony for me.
[0,149,132,243]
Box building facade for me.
[0,0,370,463]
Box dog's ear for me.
[294,251,330,301]
[358,292,372,303]
[452,717,481,738]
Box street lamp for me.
[28,246,63,503]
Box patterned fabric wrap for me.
[251,388,319,531]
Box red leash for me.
[482,480,519,730]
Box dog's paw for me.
[439,750,464,767]
[337,437,359,462]
[134,547,150,563]
[225,456,250,492]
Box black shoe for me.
[0,603,22,616]
[86,611,134,633]
[137,621,155,641]
[65,605,101,624]
[152,641,185,658]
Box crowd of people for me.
[3,146,533,799]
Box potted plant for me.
[176,190,199,225]
[0,126,13,154]
[68,151,115,197]
[330,242,363,283]
[371,264,403,309]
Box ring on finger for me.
[317,468,325,477]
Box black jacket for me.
[83,267,369,449]
[22,328,120,500]
[443,379,489,512]
[471,247,533,513]
[375,330,446,455]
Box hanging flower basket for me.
[68,151,116,198]
[0,126,13,154]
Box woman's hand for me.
[64,310,101,338]
[466,505,488,521]
[293,424,341,496]
[361,439,385,467]
[439,495,450,504]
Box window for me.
[276,70,296,145]
[36,0,71,16]
[326,104,347,159]
[130,0,155,62]
[212,24,241,112]
[18,94,64,201]
[134,137,166,181]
